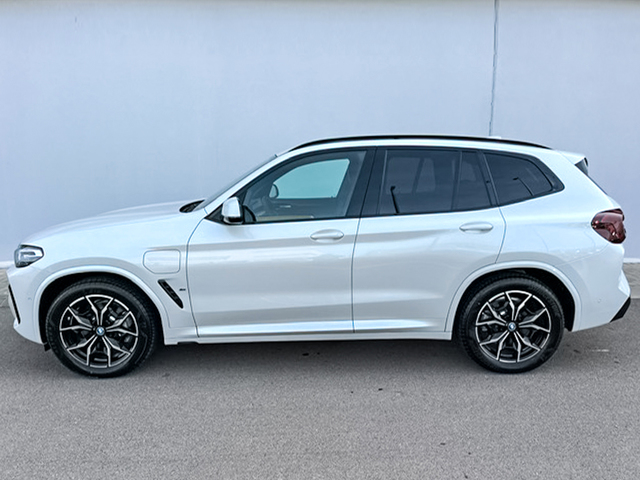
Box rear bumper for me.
[559,242,630,332]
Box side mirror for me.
[222,197,243,224]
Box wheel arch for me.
[447,264,579,334]
[36,268,166,347]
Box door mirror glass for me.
[222,197,243,224]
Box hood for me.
[23,200,193,244]
[96,200,189,219]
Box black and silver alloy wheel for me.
[59,294,139,369]
[475,290,551,363]
[46,278,158,377]
[457,275,564,373]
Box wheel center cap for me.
[507,322,517,332]
[95,326,106,336]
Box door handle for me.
[310,229,345,242]
[459,222,494,233]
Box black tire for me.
[456,275,564,373]
[45,278,159,377]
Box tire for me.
[456,275,564,373]
[45,278,159,377]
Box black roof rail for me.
[289,135,551,152]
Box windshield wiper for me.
[390,186,400,214]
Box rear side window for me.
[484,153,554,205]
[378,149,491,215]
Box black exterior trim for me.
[611,296,631,322]
[8,285,20,324]
[345,148,376,218]
[180,200,204,213]
[290,135,551,153]
[361,147,386,217]
[475,150,499,206]
[158,280,184,309]
[574,158,589,176]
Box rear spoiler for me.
[559,151,589,175]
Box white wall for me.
[1,0,638,260]
[493,0,640,257]
[0,0,495,261]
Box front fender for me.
[13,264,171,345]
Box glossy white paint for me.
[143,250,181,274]
[5,137,631,369]
[8,201,203,344]
[187,217,358,336]
[352,208,505,333]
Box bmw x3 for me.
[7,136,631,376]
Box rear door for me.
[352,147,505,333]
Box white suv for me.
[7,136,631,377]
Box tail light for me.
[591,209,626,243]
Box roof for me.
[289,135,551,152]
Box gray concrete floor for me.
[1,281,640,479]
[0,269,8,308]
[623,262,640,298]
[1,266,640,479]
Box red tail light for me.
[591,209,626,243]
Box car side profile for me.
[7,136,631,377]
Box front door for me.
[187,148,372,338]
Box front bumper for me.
[611,296,631,322]
[7,284,21,324]
[7,266,45,345]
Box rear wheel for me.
[456,275,564,373]
[45,278,159,377]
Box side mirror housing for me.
[222,197,243,224]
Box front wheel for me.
[456,275,564,373]
[45,278,159,377]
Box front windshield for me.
[196,154,278,210]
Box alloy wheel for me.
[58,294,139,369]
[474,289,551,363]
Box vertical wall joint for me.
[489,0,499,136]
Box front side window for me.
[240,150,366,223]
[378,149,491,215]
[272,159,350,200]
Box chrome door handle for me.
[310,229,345,242]
[459,222,494,233]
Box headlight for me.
[14,245,44,268]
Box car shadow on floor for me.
[143,303,639,380]
[146,337,477,379]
